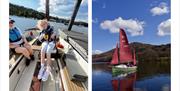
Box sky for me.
[10,0,88,22]
[92,0,170,54]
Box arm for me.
[50,27,58,39]
[17,27,28,44]
[9,43,19,48]
[22,36,28,44]
[38,33,44,42]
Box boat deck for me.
[58,58,85,91]
[10,46,86,91]
[9,30,88,91]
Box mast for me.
[68,0,82,31]
[119,28,133,63]
[133,49,136,65]
[45,0,49,20]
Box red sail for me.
[133,50,136,65]
[119,28,133,63]
[110,43,119,65]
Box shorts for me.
[41,41,55,54]
[10,42,25,53]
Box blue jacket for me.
[9,27,22,42]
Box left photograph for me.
[9,0,88,91]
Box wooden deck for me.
[10,50,86,91]
[58,58,85,91]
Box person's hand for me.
[14,44,20,48]
[24,42,30,46]
[51,34,55,39]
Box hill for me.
[92,42,170,62]
[10,3,88,27]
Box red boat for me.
[110,28,137,74]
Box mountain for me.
[10,3,88,27]
[92,42,170,63]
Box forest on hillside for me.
[10,3,88,27]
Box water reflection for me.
[92,61,170,91]
[111,72,136,91]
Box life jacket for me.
[9,27,22,42]
[40,25,54,42]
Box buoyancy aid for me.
[40,25,54,42]
[9,27,22,42]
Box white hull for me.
[114,64,137,69]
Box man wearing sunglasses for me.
[9,18,34,66]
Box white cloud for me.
[150,2,169,16]
[37,0,88,22]
[157,19,171,36]
[93,50,103,54]
[100,17,145,36]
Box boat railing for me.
[59,30,88,62]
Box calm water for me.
[10,16,88,35]
[92,61,170,91]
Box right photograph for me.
[92,0,170,91]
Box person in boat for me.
[9,18,34,66]
[37,19,57,81]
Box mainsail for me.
[119,28,133,63]
[110,43,119,65]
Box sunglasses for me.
[9,22,14,24]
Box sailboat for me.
[110,28,137,74]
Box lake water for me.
[92,61,170,91]
[10,16,88,35]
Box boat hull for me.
[112,64,137,76]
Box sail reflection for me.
[111,72,136,91]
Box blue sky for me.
[92,0,170,54]
[10,0,88,22]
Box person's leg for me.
[15,47,31,66]
[38,41,48,79]
[15,47,31,59]
[24,43,33,55]
[24,43,34,60]
[41,41,48,65]
[42,42,55,81]
[46,41,55,66]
